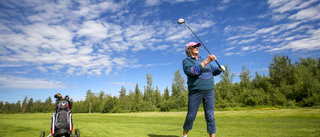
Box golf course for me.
[0,108,319,137]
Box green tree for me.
[238,66,253,104]
[128,89,135,111]
[45,96,53,112]
[22,96,28,114]
[171,69,187,109]
[160,86,172,112]
[269,55,294,87]
[293,57,320,106]
[144,73,155,111]
[216,65,235,100]
[215,65,236,108]
[163,86,170,101]
[252,72,272,106]
[3,102,13,113]
[33,99,43,112]
[101,94,116,113]
[73,100,87,113]
[154,86,162,108]
[12,101,21,113]
[239,66,252,89]
[85,90,94,113]
[171,69,185,99]
[134,83,142,111]
[26,98,34,113]
[0,101,3,113]
[119,86,129,112]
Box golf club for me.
[177,18,223,71]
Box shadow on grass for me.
[148,134,179,137]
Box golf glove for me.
[218,65,225,72]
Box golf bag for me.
[51,99,73,137]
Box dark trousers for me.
[183,89,216,133]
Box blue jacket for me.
[182,56,222,91]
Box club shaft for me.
[184,22,222,69]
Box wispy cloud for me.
[269,28,320,52]
[0,0,205,79]
[106,82,136,86]
[224,52,234,56]
[216,0,232,11]
[146,63,172,68]
[289,4,320,20]
[0,75,66,89]
[144,0,197,6]
[222,0,320,55]
[268,0,318,13]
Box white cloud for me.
[256,26,278,34]
[241,46,251,51]
[144,0,197,6]
[269,28,320,52]
[106,82,135,86]
[0,75,66,89]
[268,0,318,13]
[145,0,161,6]
[73,1,126,20]
[217,5,227,11]
[146,63,172,68]
[3,0,318,89]
[241,45,271,52]
[0,0,184,78]
[255,68,269,72]
[225,46,236,51]
[289,4,320,21]
[267,0,320,23]
[159,45,170,50]
[224,52,234,56]
[272,0,302,13]
[224,26,257,37]
[108,42,129,52]
[216,0,232,11]
[77,21,110,42]
[222,0,231,4]
[67,67,76,75]
[238,37,258,44]
[78,45,94,55]
[225,4,319,55]
[267,0,290,8]
[271,14,289,21]
[166,30,191,41]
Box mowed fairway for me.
[0,109,319,137]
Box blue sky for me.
[0,0,319,103]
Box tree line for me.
[1,55,319,113]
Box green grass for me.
[0,109,319,137]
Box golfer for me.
[182,42,225,137]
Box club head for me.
[177,18,185,24]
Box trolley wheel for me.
[40,131,45,137]
[75,129,80,137]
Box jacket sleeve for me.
[210,64,222,76]
[183,58,204,76]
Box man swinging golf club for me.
[182,42,225,137]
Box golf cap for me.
[186,42,201,51]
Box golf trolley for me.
[40,97,80,137]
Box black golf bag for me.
[51,99,73,137]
